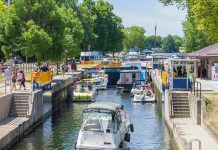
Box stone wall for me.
[0,94,13,121]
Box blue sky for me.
[79,0,187,37]
[106,0,187,37]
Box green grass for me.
[203,93,218,131]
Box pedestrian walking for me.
[17,70,23,91]
[4,66,12,85]
[11,71,17,90]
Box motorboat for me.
[131,80,147,95]
[72,81,97,102]
[76,102,134,150]
[83,69,108,90]
[133,91,145,102]
[144,89,156,103]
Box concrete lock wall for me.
[0,94,13,121]
[188,93,206,125]
[30,90,44,125]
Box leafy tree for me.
[161,34,183,52]
[78,0,97,51]
[0,0,83,61]
[0,0,7,13]
[94,0,124,52]
[144,36,162,50]
[123,26,145,51]
[183,16,211,53]
[159,0,218,52]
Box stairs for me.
[172,92,190,118]
[9,93,30,117]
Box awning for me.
[188,43,218,57]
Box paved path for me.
[196,79,218,93]
[173,118,218,150]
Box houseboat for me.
[117,63,147,92]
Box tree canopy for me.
[0,0,124,61]
[159,0,218,52]
[123,26,145,51]
[161,34,183,53]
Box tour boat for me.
[117,63,147,92]
[75,102,134,150]
[72,81,97,102]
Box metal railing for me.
[0,79,11,94]
[191,81,202,101]
[190,139,201,150]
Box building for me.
[188,43,218,80]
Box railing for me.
[191,81,202,101]
[169,88,175,118]
[0,79,12,94]
[190,139,201,150]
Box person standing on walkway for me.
[21,70,26,90]
[17,70,23,90]
[189,71,196,90]
[11,71,17,90]
[4,66,12,85]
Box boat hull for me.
[117,84,133,92]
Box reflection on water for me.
[12,88,176,150]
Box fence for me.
[0,63,35,76]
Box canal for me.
[12,88,177,150]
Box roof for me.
[188,43,218,57]
[85,102,122,112]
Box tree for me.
[0,0,7,13]
[0,0,83,61]
[159,0,218,52]
[123,26,145,51]
[144,36,162,50]
[78,0,97,51]
[94,0,124,52]
[161,34,183,52]
[183,16,211,53]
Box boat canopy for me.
[84,102,122,113]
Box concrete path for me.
[196,79,218,93]
[173,118,218,150]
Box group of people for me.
[61,60,77,76]
[4,66,26,91]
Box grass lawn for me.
[203,93,218,132]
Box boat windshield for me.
[74,83,93,93]
[82,110,115,132]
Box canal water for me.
[12,88,177,150]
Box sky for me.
[106,0,187,37]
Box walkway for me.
[196,79,218,93]
[173,118,218,150]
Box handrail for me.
[190,139,201,150]
[191,81,202,101]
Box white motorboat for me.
[95,76,108,90]
[83,69,108,90]
[144,90,156,102]
[133,91,145,102]
[72,81,97,102]
[76,102,134,150]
